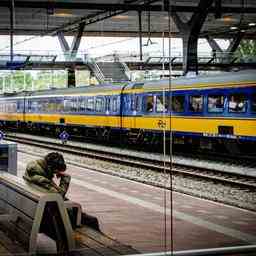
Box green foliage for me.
[76,70,91,86]
[235,40,256,61]
[0,70,68,92]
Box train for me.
[0,69,256,153]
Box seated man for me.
[23,152,70,198]
[23,152,100,231]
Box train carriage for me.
[0,70,255,153]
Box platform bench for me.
[0,172,138,256]
[0,172,75,255]
[73,226,138,256]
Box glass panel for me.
[171,95,185,112]
[145,95,154,112]
[131,95,139,111]
[156,95,168,112]
[95,98,104,112]
[86,98,94,112]
[208,95,224,113]
[189,95,203,112]
[228,94,247,113]
[111,97,117,112]
[251,94,256,112]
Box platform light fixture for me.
[52,9,76,17]
[112,15,129,20]
[248,22,256,27]
[222,15,237,23]
[216,15,238,23]
[230,26,238,30]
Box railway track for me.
[5,132,256,191]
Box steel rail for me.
[5,133,256,190]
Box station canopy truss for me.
[0,0,255,39]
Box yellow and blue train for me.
[0,70,256,152]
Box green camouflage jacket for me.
[23,159,71,198]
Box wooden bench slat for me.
[0,220,30,251]
[0,173,137,256]
[0,173,75,254]
[76,227,138,255]
[0,242,12,256]
[0,230,26,255]
[75,230,121,256]
[70,247,104,256]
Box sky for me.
[0,35,230,60]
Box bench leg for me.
[40,203,69,254]
[64,201,82,227]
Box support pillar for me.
[172,0,214,75]
[138,11,143,61]
[10,0,15,62]
[67,68,76,88]
[57,24,85,88]
[57,31,70,60]
[70,22,85,59]
[206,32,244,64]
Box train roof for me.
[0,81,128,98]
[0,70,255,99]
[127,70,256,92]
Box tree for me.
[235,40,256,61]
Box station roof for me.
[0,0,256,39]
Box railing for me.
[0,50,87,63]
[120,61,131,81]
[89,61,106,83]
[129,244,256,256]
[0,50,255,67]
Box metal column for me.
[172,0,215,75]
[10,0,15,62]
[138,10,143,61]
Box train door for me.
[131,93,139,129]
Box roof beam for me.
[46,0,159,36]
[0,2,256,13]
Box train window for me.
[56,98,64,112]
[71,97,78,112]
[251,94,256,112]
[189,95,203,112]
[30,100,38,112]
[208,95,224,113]
[78,97,86,112]
[17,100,24,113]
[48,99,58,113]
[156,95,168,112]
[228,94,247,113]
[0,102,3,112]
[171,95,185,112]
[145,95,154,112]
[95,98,104,112]
[131,95,139,111]
[111,97,118,112]
[64,98,72,112]
[106,97,110,112]
[6,102,16,112]
[42,100,49,112]
[86,98,94,112]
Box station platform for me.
[16,151,256,254]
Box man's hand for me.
[56,171,66,179]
